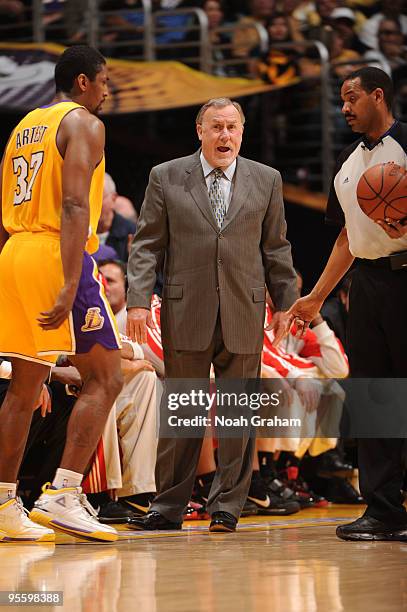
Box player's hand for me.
[261,368,294,406]
[121,359,155,376]
[126,307,154,344]
[376,218,407,239]
[286,294,324,339]
[295,378,321,413]
[265,311,293,347]
[35,384,52,418]
[51,365,82,388]
[278,378,294,407]
[37,286,75,330]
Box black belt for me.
[357,250,407,271]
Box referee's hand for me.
[285,294,324,340]
[376,217,407,239]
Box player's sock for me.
[52,468,83,489]
[0,482,17,505]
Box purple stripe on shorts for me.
[72,252,120,354]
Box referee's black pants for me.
[347,259,407,525]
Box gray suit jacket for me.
[127,151,297,354]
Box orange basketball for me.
[356,162,407,223]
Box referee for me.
[287,67,407,541]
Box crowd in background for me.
[1,0,406,88]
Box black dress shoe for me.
[209,511,237,532]
[127,511,182,531]
[336,515,407,541]
[98,501,133,524]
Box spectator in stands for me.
[96,173,137,262]
[115,195,138,224]
[98,336,157,522]
[257,274,360,507]
[201,0,236,76]
[42,0,68,41]
[293,0,338,43]
[99,259,164,376]
[364,17,407,77]
[253,12,302,84]
[232,0,276,64]
[99,0,146,57]
[359,0,407,51]
[99,259,129,332]
[0,0,26,40]
[304,0,342,49]
[330,29,364,79]
[330,7,369,54]
[156,0,203,62]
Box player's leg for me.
[0,358,55,542]
[116,370,157,513]
[60,344,123,471]
[30,344,122,542]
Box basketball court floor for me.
[2,504,406,611]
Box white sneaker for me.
[29,484,118,542]
[0,498,55,543]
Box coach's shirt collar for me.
[200,152,236,181]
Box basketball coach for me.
[126,97,297,532]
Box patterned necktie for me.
[209,168,226,229]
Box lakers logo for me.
[81,307,104,332]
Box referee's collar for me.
[200,152,236,181]
[361,120,398,151]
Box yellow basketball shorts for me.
[0,232,121,366]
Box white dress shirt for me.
[200,152,236,212]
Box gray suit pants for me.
[151,316,260,522]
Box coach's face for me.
[197,104,243,170]
[341,77,381,134]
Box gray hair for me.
[104,172,117,196]
[196,98,245,125]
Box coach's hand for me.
[265,311,293,347]
[127,307,154,344]
[37,286,75,330]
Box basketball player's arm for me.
[38,112,105,330]
[0,157,9,253]
[286,228,354,334]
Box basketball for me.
[357,162,407,222]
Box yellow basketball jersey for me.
[1,100,104,254]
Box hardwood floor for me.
[1,506,406,612]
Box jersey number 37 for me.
[13,151,44,206]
